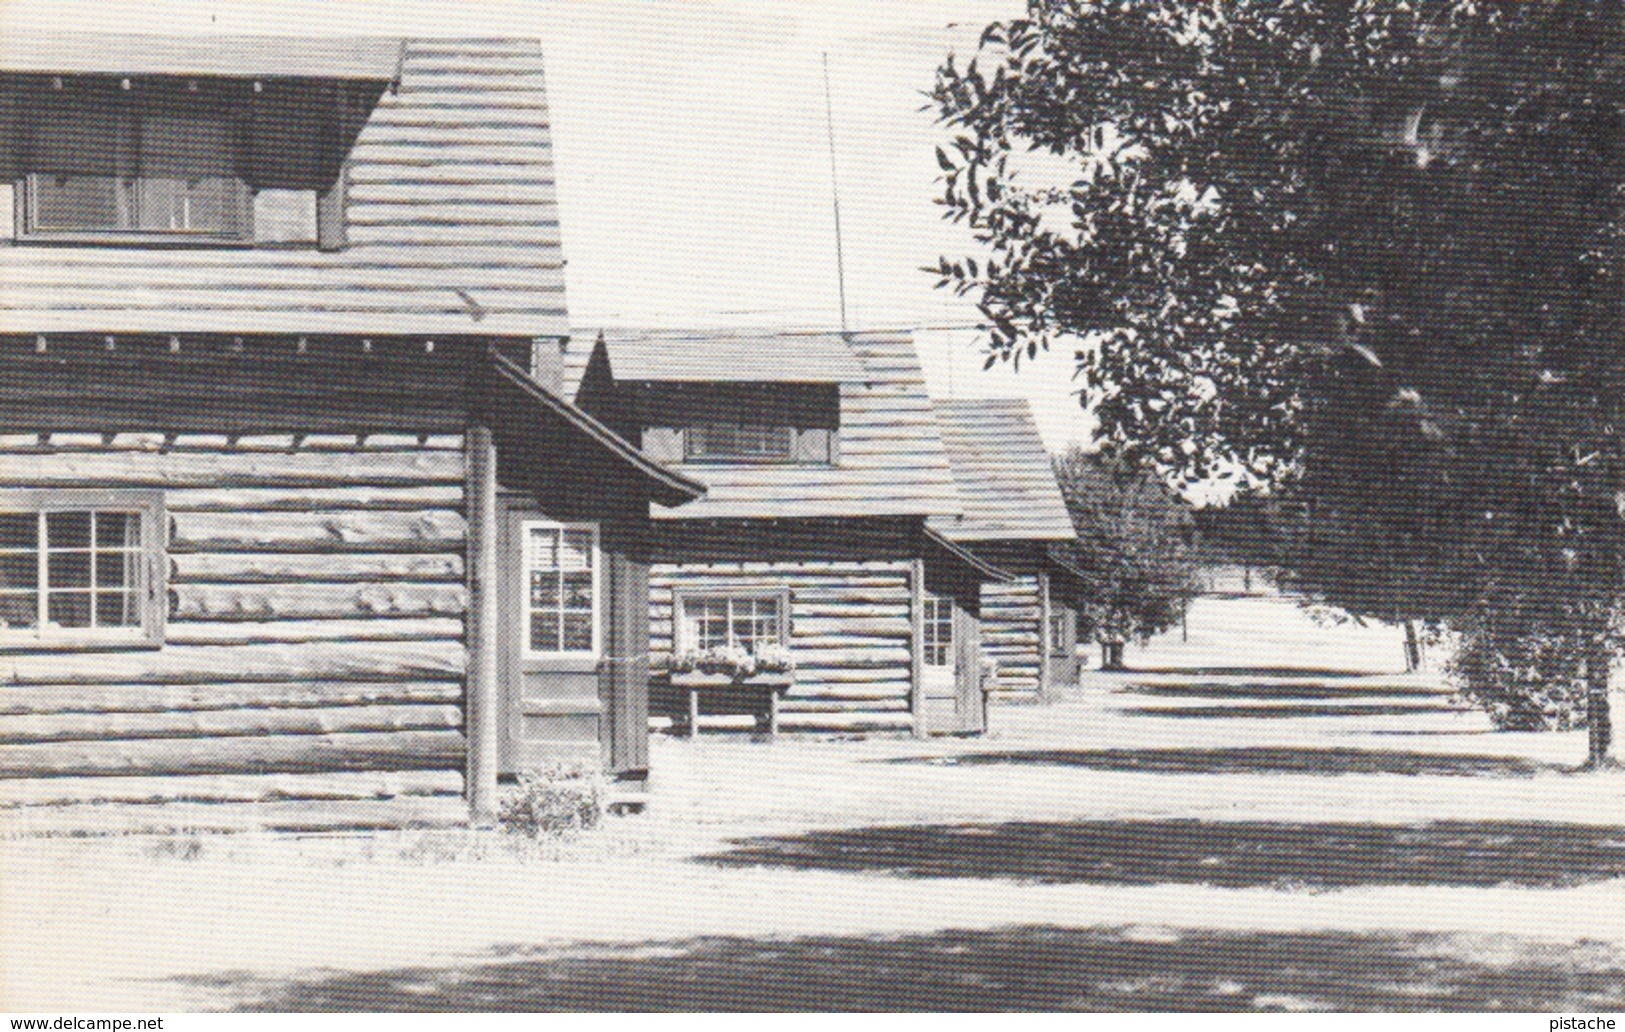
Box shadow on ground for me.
[211,927,1625,1011]
[698,820,1625,888]
[1120,703,1455,719]
[1121,682,1446,700]
[1119,667,1375,678]
[886,747,1555,778]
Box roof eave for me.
[487,350,706,508]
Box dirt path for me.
[4,600,1624,1011]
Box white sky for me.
[0,0,1097,452]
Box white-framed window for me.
[522,520,599,657]
[0,489,165,648]
[922,594,954,668]
[676,591,788,652]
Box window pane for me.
[559,530,592,571]
[0,514,37,551]
[562,570,593,609]
[95,512,141,550]
[46,512,92,550]
[529,571,559,609]
[561,613,593,652]
[0,554,37,592]
[97,591,138,628]
[32,175,124,230]
[47,591,91,628]
[47,551,90,590]
[527,527,559,570]
[0,594,38,630]
[529,612,560,653]
[96,550,132,592]
[136,177,245,234]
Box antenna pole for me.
[823,52,850,334]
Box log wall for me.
[0,434,468,802]
[650,558,915,733]
[981,575,1044,699]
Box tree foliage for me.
[1052,447,1199,645]
[934,0,1625,760]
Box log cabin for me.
[0,35,704,833]
[563,329,1007,735]
[928,399,1086,700]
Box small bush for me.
[497,762,605,837]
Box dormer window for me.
[686,424,797,463]
[4,75,378,249]
[24,109,250,239]
[637,382,841,466]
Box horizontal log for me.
[0,704,462,745]
[0,450,463,487]
[789,617,912,637]
[0,641,465,685]
[0,796,470,836]
[0,729,465,779]
[788,634,913,650]
[171,583,468,620]
[0,770,463,808]
[779,647,910,668]
[171,510,466,551]
[171,552,464,583]
[166,485,464,512]
[785,666,917,684]
[784,683,911,701]
[166,618,463,645]
[784,586,910,601]
[0,680,462,716]
[790,603,911,619]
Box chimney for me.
[531,336,566,395]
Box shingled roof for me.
[565,329,961,521]
[927,398,1078,542]
[0,37,568,337]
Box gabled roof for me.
[0,33,404,80]
[0,37,567,337]
[584,329,867,385]
[928,398,1078,542]
[565,329,961,521]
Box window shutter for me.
[643,427,683,463]
[795,428,835,464]
[317,161,348,251]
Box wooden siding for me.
[0,39,567,337]
[928,398,1076,542]
[0,435,469,788]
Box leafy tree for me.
[1052,447,1199,668]
[933,0,1624,765]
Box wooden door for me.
[950,602,986,734]
[497,500,606,776]
[920,594,986,735]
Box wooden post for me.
[464,425,500,824]
[1037,570,1054,701]
[908,556,927,738]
